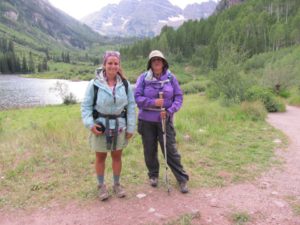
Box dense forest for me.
[0,38,49,74]
[121,0,300,68]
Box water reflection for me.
[0,75,89,110]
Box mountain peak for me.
[0,0,106,51]
[82,0,217,37]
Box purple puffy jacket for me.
[134,69,183,122]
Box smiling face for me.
[103,56,120,78]
[151,57,164,75]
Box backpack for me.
[92,78,129,120]
[141,70,174,91]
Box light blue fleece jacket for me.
[81,68,136,133]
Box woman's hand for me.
[160,110,167,120]
[126,132,133,140]
[155,98,164,107]
[91,124,103,136]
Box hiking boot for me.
[98,184,109,201]
[113,183,126,198]
[179,181,189,194]
[149,177,158,187]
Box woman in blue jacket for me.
[81,51,136,201]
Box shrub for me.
[244,54,267,71]
[278,89,291,98]
[49,81,77,105]
[240,101,267,121]
[208,67,249,104]
[262,65,295,92]
[275,97,286,112]
[63,93,77,105]
[0,116,3,133]
[181,81,206,94]
[289,95,300,106]
[245,86,285,112]
[207,49,250,104]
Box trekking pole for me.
[159,92,171,194]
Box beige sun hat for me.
[147,50,169,70]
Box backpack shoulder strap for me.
[167,71,173,84]
[93,84,99,107]
[121,78,128,95]
[120,78,129,123]
[141,72,147,87]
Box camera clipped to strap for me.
[95,121,106,133]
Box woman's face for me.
[104,56,120,77]
[151,57,164,74]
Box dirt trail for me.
[1,106,300,225]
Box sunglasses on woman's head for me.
[104,51,120,58]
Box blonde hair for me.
[117,67,127,80]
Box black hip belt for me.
[95,111,126,151]
[96,110,126,119]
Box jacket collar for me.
[94,67,122,87]
[145,69,170,81]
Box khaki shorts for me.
[89,130,128,152]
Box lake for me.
[0,75,89,110]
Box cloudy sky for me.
[48,0,218,20]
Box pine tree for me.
[66,52,70,63]
[28,52,35,73]
[8,40,14,52]
[37,63,43,72]
[61,52,65,62]
[22,56,28,73]
[7,52,17,73]
[42,57,48,71]
[15,56,21,73]
[0,55,9,73]
[0,38,8,53]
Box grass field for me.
[0,95,285,209]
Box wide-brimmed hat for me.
[147,50,169,70]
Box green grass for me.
[293,204,300,215]
[285,196,300,216]
[144,212,199,225]
[0,95,285,209]
[163,212,201,225]
[28,60,144,82]
[289,95,300,106]
[231,212,250,225]
[287,87,300,106]
[26,61,96,81]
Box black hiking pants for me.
[138,118,189,183]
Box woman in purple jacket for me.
[134,50,189,193]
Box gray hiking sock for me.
[97,175,104,185]
[113,175,120,185]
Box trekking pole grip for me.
[159,92,165,111]
[159,92,163,99]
